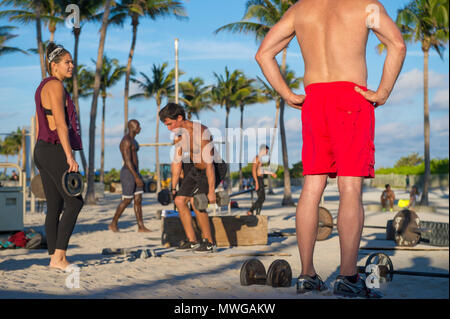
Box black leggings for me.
[34,140,83,255]
[249,176,265,215]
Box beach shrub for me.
[104,168,120,184]
[375,158,449,175]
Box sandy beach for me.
[0,184,448,299]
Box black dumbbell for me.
[193,190,230,211]
[240,259,292,287]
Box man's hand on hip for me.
[285,92,306,110]
[354,86,388,108]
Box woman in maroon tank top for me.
[34,42,83,271]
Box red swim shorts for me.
[301,81,375,178]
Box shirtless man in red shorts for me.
[256,0,406,298]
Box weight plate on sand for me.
[240,259,266,286]
[393,210,420,247]
[266,259,292,287]
[317,207,333,241]
[365,252,394,283]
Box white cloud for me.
[387,69,448,105]
[431,88,449,110]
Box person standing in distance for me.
[109,120,150,233]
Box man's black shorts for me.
[177,161,228,197]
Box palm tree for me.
[106,0,187,135]
[130,62,176,193]
[0,25,28,56]
[179,77,213,120]
[211,67,245,190]
[0,0,64,78]
[63,64,95,98]
[85,0,114,205]
[215,0,298,205]
[233,75,263,190]
[94,55,127,183]
[395,0,449,206]
[55,0,105,176]
[258,67,302,194]
[0,129,22,174]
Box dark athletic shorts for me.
[177,161,228,197]
[301,81,375,178]
[120,166,144,199]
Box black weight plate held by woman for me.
[317,207,333,241]
[266,259,292,287]
[240,259,267,286]
[61,171,84,197]
[393,210,420,247]
[365,252,394,283]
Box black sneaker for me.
[194,238,216,253]
[177,239,200,251]
[333,274,383,298]
[296,274,328,294]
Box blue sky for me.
[0,0,448,174]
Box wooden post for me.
[30,117,36,213]
[21,128,26,171]
[175,38,179,104]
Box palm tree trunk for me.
[225,106,231,191]
[86,0,113,205]
[420,49,430,206]
[124,15,139,135]
[34,2,46,79]
[279,99,294,206]
[239,104,244,190]
[155,100,161,193]
[279,48,294,206]
[48,22,56,42]
[100,95,106,183]
[72,28,88,176]
[4,156,8,175]
[267,101,280,195]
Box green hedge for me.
[375,158,449,175]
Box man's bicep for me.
[368,1,404,47]
[257,8,296,58]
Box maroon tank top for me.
[35,76,83,150]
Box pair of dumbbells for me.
[240,259,292,287]
[157,188,230,211]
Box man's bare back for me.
[256,0,406,108]
[293,0,371,87]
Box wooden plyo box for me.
[161,215,268,247]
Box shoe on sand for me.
[296,274,328,294]
[333,274,383,298]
